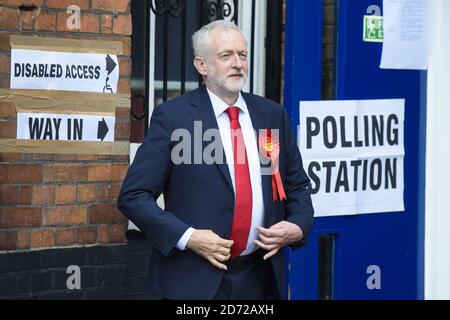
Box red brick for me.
[77,184,97,203]
[97,182,121,201]
[54,228,76,246]
[0,55,10,74]
[17,230,31,250]
[81,13,100,33]
[0,164,42,183]
[98,224,108,243]
[43,163,87,183]
[31,185,55,205]
[0,120,16,138]
[44,206,87,226]
[19,10,35,31]
[19,186,32,205]
[1,0,44,6]
[54,184,76,204]
[88,163,128,181]
[92,0,131,12]
[0,207,41,228]
[76,226,97,245]
[35,11,56,32]
[47,0,89,10]
[0,102,16,117]
[0,186,18,205]
[57,13,99,33]
[0,7,20,30]
[0,76,10,88]
[102,14,112,34]
[113,14,132,35]
[89,204,127,224]
[109,183,122,200]
[115,121,130,140]
[56,12,78,32]
[96,183,108,201]
[119,57,131,77]
[31,229,54,248]
[108,223,127,243]
[0,231,17,251]
[118,79,131,95]
[0,153,21,163]
[121,38,131,56]
[113,155,129,161]
[0,33,11,52]
[115,107,130,121]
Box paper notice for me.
[380,0,429,70]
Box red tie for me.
[226,106,252,258]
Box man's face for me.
[204,28,248,96]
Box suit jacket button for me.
[227,207,234,213]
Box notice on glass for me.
[380,0,429,70]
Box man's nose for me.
[231,54,244,69]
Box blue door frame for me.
[284,0,426,299]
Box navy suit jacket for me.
[117,85,314,299]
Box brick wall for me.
[0,0,132,252]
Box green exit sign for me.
[363,15,384,42]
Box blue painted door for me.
[284,0,426,299]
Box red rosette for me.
[258,129,286,202]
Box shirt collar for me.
[206,87,248,118]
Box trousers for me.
[213,250,280,300]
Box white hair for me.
[192,20,245,58]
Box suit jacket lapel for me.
[188,87,272,211]
[189,86,234,192]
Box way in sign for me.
[29,117,83,140]
[17,113,115,142]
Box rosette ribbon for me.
[258,129,286,202]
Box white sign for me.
[11,49,119,93]
[380,0,429,70]
[299,99,405,217]
[17,113,115,142]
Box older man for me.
[118,20,314,300]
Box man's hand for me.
[254,221,304,260]
[186,230,234,270]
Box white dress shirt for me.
[176,89,265,256]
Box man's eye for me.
[221,54,230,60]
[240,54,248,60]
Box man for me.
[117,20,314,300]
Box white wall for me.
[425,0,450,300]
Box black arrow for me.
[97,118,109,141]
[105,55,117,76]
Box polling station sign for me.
[16,112,115,142]
[298,99,405,217]
[10,49,119,94]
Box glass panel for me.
[322,0,336,100]
[318,234,336,300]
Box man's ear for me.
[193,56,208,77]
